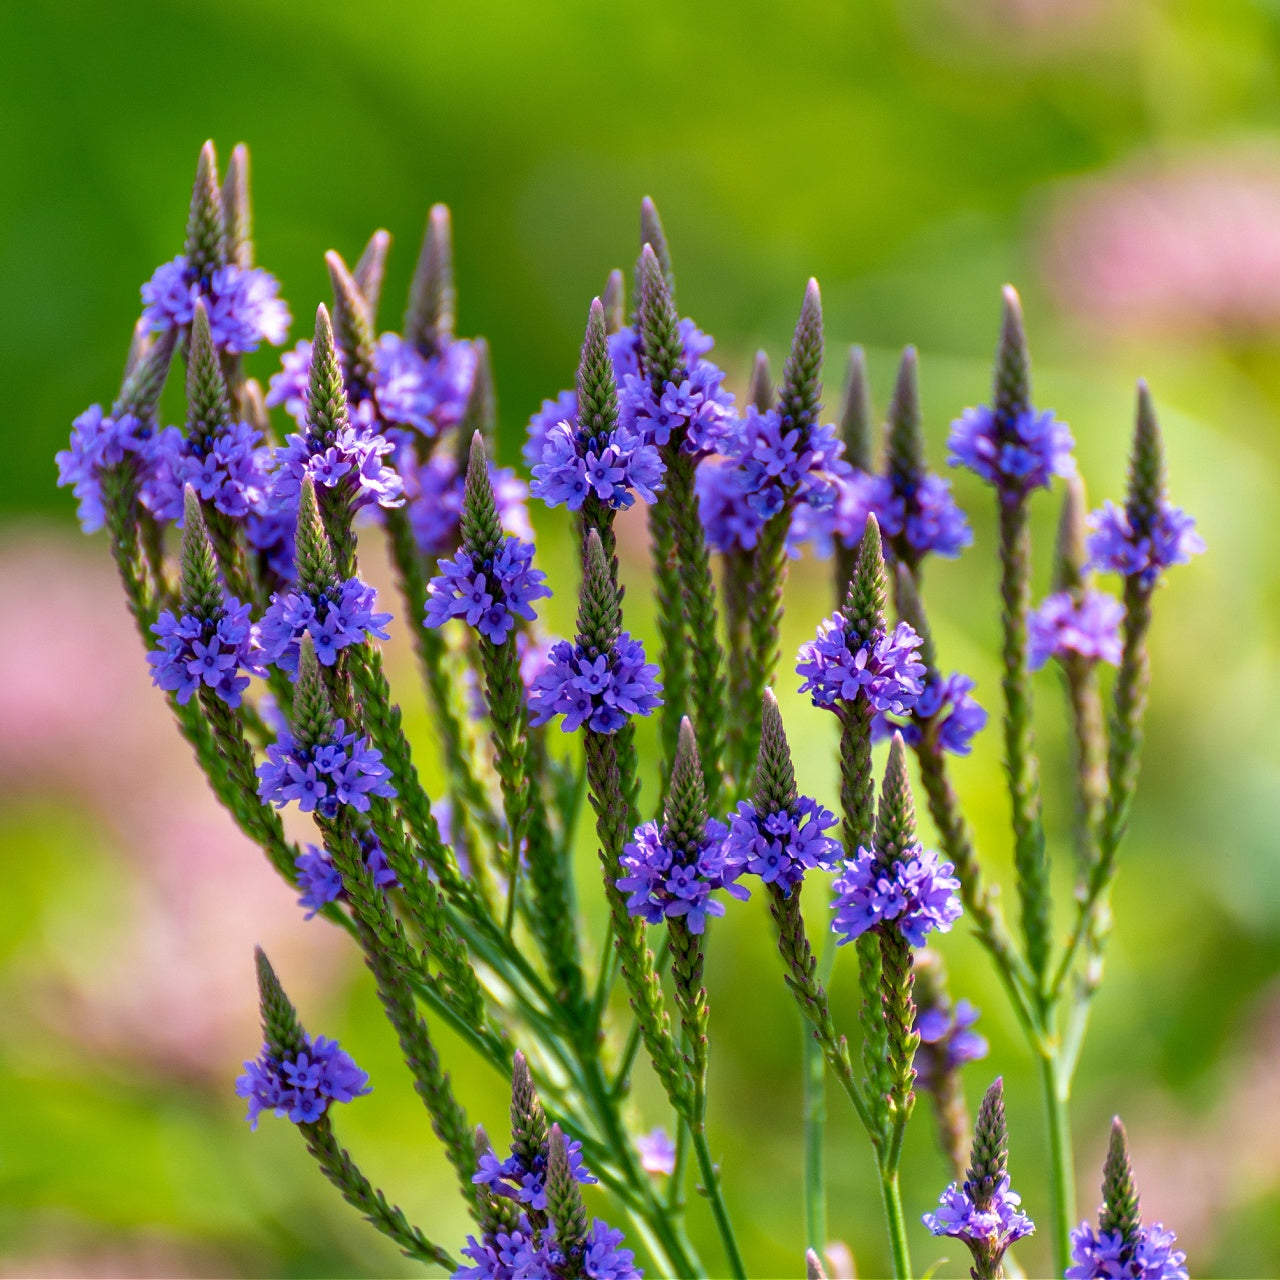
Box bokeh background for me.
[3,0,1280,1275]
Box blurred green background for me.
[4,0,1280,1276]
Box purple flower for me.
[256,720,396,819]
[948,403,1075,499]
[141,420,273,524]
[636,1128,677,1176]
[835,470,971,561]
[294,833,397,919]
[524,389,580,469]
[266,339,324,424]
[405,452,532,558]
[473,1136,596,1211]
[696,458,815,557]
[235,1033,371,1129]
[923,1175,1035,1254]
[724,794,841,897]
[372,333,476,437]
[797,614,926,713]
[259,577,392,676]
[1028,589,1125,670]
[147,599,263,708]
[526,634,662,734]
[915,999,988,1091]
[141,257,289,353]
[56,405,157,532]
[579,1219,641,1280]
[873,672,988,757]
[1066,1222,1187,1280]
[832,843,961,947]
[1086,500,1205,589]
[455,1216,639,1280]
[725,407,852,520]
[424,537,551,644]
[617,818,747,935]
[530,418,664,512]
[272,422,404,518]
[619,360,735,456]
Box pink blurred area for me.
[0,528,348,1082]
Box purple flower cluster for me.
[1028,589,1125,670]
[832,843,962,947]
[619,362,735,457]
[835,470,971,560]
[696,458,815,557]
[271,422,404,518]
[873,672,988,757]
[473,1135,596,1210]
[256,720,396,819]
[1066,1222,1187,1280]
[948,403,1076,499]
[294,834,397,919]
[723,407,852,521]
[1086,500,1205,589]
[530,418,664,512]
[456,1216,640,1280]
[797,615,926,713]
[527,635,663,734]
[142,256,289,353]
[56,405,154,532]
[617,818,746,935]
[148,600,262,708]
[405,451,531,558]
[259,577,392,675]
[235,1033,370,1129]
[636,1128,677,1176]
[923,1175,1035,1252]
[142,421,273,524]
[424,537,551,644]
[723,795,841,897]
[915,999,988,1091]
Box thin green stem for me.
[1039,1050,1076,1276]
[667,1118,690,1213]
[878,1167,913,1280]
[690,1127,747,1280]
[803,1025,827,1255]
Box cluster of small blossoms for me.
[618,344,735,458]
[617,817,746,935]
[914,997,988,1091]
[256,721,395,819]
[258,577,392,675]
[270,419,404,520]
[722,794,841,897]
[142,420,273,524]
[1066,1223,1188,1280]
[1086,500,1205,589]
[235,1033,370,1129]
[527,634,663,734]
[530,417,663,512]
[141,255,290,353]
[474,1134,596,1210]
[294,832,396,919]
[872,672,988,757]
[948,402,1076,499]
[456,1216,640,1280]
[148,599,263,708]
[1028,590,1125,670]
[696,457,812,557]
[796,613,926,713]
[405,451,532,557]
[923,1174,1035,1255]
[55,405,154,532]
[832,842,962,947]
[724,405,851,521]
[424,536,551,645]
[834,469,971,561]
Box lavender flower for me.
[948,402,1075,499]
[259,577,392,675]
[271,422,404,518]
[1086,500,1205,588]
[294,834,397,919]
[797,614,926,713]
[235,1033,371,1129]
[142,420,272,524]
[923,1175,1035,1255]
[147,599,262,707]
[523,389,579,469]
[727,407,852,520]
[636,1128,677,1176]
[723,794,841,896]
[141,256,289,353]
[527,634,662,734]
[696,457,811,557]
[473,1134,596,1210]
[423,536,551,644]
[455,1216,640,1280]
[1028,589,1125,670]
[405,452,532,558]
[373,332,476,437]
[1066,1223,1188,1280]
[617,817,746,935]
[56,405,154,532]
[915,998,988,1091]
[256,720,396,818]
[832,843,961,947]
[873,671,988,756]
[530,418,664,512]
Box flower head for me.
[473,1135,596,1211]
[915,998,988,1091]
[948,402,1075,499]
[235,1033,370,1129]
[1086,500,1204,589]
[406,452,531,559]
[56,405,156,532]
[832,843,961,947]
[147,598,263,708]
[725,407,851,520]
[372,332,476,437]
[271,423,404,518]
[142,420,273,524]
[1028,589,1125,670]
[1066,1222,1187,1280]
[636,1128,677,1176]
[424,536,551,644]
[142,257,289,353]
[797,615,925,713]
[530,417,664,512]
[256,720,395,818]
[617,818,746,935]
[724,794,841,897]
[294,834,397,919]
[259,577,392,675]
[923,1175,1034,1255]
[873,671,988,757]
[527,634,663,734]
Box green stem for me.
[803,1025,827,1255]
[1039,1050,1075,1276]
[878,1166,913,1280]
[690,1127,748,1280]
